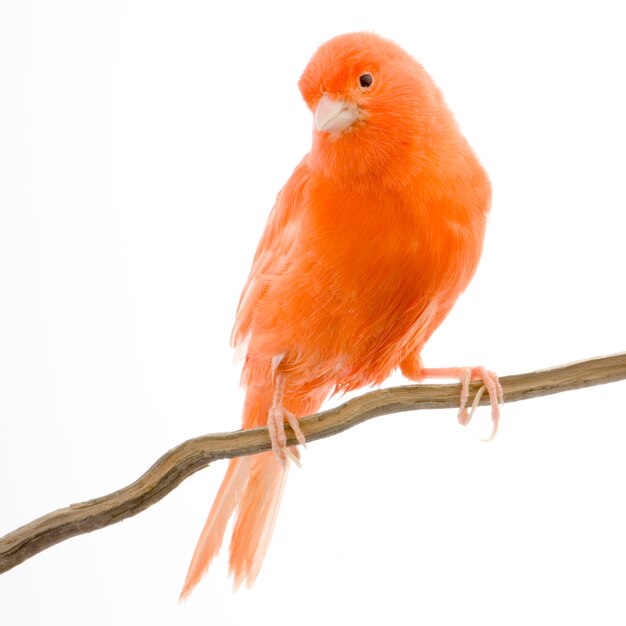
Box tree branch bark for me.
[2,352,626,575]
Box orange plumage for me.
[180,32,499,598]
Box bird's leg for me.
[267,373,306,465]
[419,366,504,441]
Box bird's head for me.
[298,32,452,184]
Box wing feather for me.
[231,158,310,352]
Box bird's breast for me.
[271,184,474,386]
[251,166,489,394]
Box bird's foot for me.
[420,366,503,441]
[268,404,305,465]
[267,373,306,465]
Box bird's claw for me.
[268,404,306,466]
[419,365,503,439]
[456,366,503,441]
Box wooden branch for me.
[2,352,626,575]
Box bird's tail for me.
[179,454,256,600]
[229,451,289,589]
[180,383,294,598]
[180,452,288,597]
[180,380,328,598]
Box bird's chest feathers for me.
[304,182,475,308]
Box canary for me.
[180,32,500,598]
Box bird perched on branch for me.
[180,31,501,598]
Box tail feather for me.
[181,383,328,597]
[179,455,252,600]
[229,452,289,589]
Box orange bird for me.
[180,32,501,598]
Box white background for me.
[1,1,625,624]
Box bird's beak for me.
[314,94,359,133]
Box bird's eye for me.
[358,73,373,89]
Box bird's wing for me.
[231,157,310,355]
